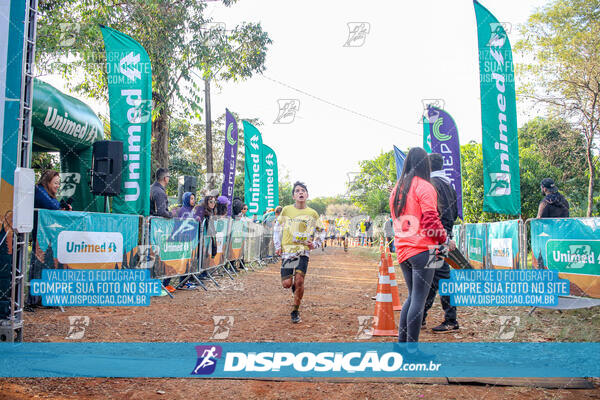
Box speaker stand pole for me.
[104,196,109,213]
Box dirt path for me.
[1,247,598,399]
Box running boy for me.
[274,181,324,323]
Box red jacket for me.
[390,176,447,264]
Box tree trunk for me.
[205,78,213,185]
[586,144,594,217]
[151,92,169,172]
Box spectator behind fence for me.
[195,195,218,260]
[150,168,174,292]
[34,170,72,211]
[390,147,447,347]
[537,178,569,218]
[422,153,460,333]
[150,168,172,219]
[365,216,373,246]
[194,195,217,224]
[216,196,230,216]
[232,197,244,219]
[28,169,72,310]
[177,192,196,219]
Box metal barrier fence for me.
[24,211,600,299]
[25,211,276,294]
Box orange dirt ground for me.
[1,246,598,399]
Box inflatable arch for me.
[31,79,104,212]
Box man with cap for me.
[537,178,569,218]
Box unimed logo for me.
[57,231,123,264]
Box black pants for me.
[422,262,457,324]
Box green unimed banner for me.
[261,144,279,210]
[422,116,431,153]
[473,1,521,215]
[243,121,266,216]
[100,25,152,216]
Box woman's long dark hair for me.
[393,147,431,216]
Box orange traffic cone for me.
[386,249,402,311]
[372,252,398,336]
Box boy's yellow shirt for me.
[277,205,323,254]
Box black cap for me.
[541,178,557,192]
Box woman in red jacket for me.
[390,147,447,344]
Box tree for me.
[518,117,594,216]
[325,203,361,218]
[347,150,397,216]
[516,0,600,216]
[36,0,271,170]
[167,112,261,198]
[460,140,564,222]
[307,196,350,215]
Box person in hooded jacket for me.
[421,153,460,333]
[537,178,569,218]
[177,192,196,219]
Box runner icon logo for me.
[66,316,89,340]
[487,22,512,47]
[192,345,223,375]
[273,99,300,124]
[343,22,371,47]
[488,173,511,196]
[497,315,520,340]
[355,316,377,340]
[211,316,234,340]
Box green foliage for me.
[461,117,594,221]
[518,117,593,217]
[279,181,293,207]
[36,0,272,167]
[307,196,351,215]
[165,112,261,197]
[515,0,600,216]
[348,150,398,217]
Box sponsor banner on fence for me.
[149,217,199,277]
[531,218,600,298]
[488,219,519,269]
[228,219,246,261]
[0,342,597,378]
[465,224,486,268]
[203,217,231,268]
[452,224,462,252]
[34,210,140,271]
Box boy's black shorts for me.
[280,255,309,280]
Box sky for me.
[44,0,549,198]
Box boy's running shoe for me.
[291,310,301,324]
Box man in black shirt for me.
[422,153,459,333]
[150,168,173,218]
[537,178,569,218]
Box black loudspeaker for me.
[178,175,197,204]
[92,140,123,196]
